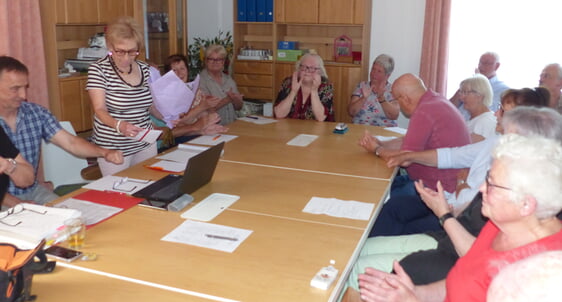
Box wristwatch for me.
[374,146,382,157]
[439,212,454,226]
[5,158,17,175]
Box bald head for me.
[391,73,427,117]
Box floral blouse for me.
[351,82,397,127]
[274,76,335,121]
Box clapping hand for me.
[358,261,418,302]
[360,81,372,98]
[414,180,452,218]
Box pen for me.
[212,135,221,141]
[205,234,238,241]
[246,115,258,119]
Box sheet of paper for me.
[302,197,374,221]
[161,220,252,253]
[54,198,122,226]
[286,134,318,147]
[134,128,162,144]
[156,148,201,164]
[188,134,238,145]
[149,160,185,173]
[383,126,407,135]
[150,71,198,128]
[374,135,398,142]
[83,175,154,194]
[237,116,278,125]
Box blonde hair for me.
[105,16,144,50]
[203,44,227,68]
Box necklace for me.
[110,57,133,75]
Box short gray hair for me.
[481,51,500,63]
[460,73,493,107]
[373,54,395,75]
[492,134,562,219]
[543,63,562,79]
[502,106,562,142]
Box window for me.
[447,0,562,97]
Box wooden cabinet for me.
[59,77,93,132]
[41,0,187,132]
[233,0,371,121]
[325,65,361,123]
[275,0,364,24]
[234,61,274,100]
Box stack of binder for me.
[238,0,273,22]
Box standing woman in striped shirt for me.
[87,17,158,176]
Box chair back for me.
[41,122,89,188]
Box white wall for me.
[187,0,425,127]
[371,0,425,128]
[187,0,233,44]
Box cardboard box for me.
[277,41,298,50]
[277,49,303,62]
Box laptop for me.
[133,142,225,204]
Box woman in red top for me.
[352,134,562,302]
[274,52,334,121]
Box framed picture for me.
[147,12,169,33]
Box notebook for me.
[133,142,224,203]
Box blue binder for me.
[257,0,266,22]
[247,0,257,22]
[265,0,273,22]
[238,0,247,21]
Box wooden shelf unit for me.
[232,0,371,122]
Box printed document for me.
[302,197,374,221]
[162,220,252,253]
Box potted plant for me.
[187,30,233,81]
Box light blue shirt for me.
[488,75,509,112]
[436,135,499,207]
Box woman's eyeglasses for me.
[299,65,321,73]
[207,58,225,63]
[484,170,513,193]
[459,90,480,96]
[0,204,48,227]
[111,49,140,57]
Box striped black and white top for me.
[87,56,153,156]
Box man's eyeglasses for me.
[111,49,140,57]
[0,204,48,227]
[299,65,321,73]
[207,58,225,63]
[113,177,151,192]
[485,170,512,193]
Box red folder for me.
[72,190,144,228]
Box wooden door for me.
[281,0,318,23]
[319,0,354,24]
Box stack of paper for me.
[0,204,81,249]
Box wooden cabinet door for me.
[353,0,365,24]
[274,63,295,101]
[65,0,99,24]
[281,0,318,23]
[59,80,84,131]
[99,0,136,24]
[319,0,354,24]
[325,65,360,122]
